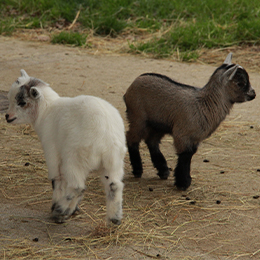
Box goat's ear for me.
[29,87,41,99]
[223,53,233,65]
[20,69,29,78]
[222,65,239,81]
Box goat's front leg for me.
[102,172,124,225]
[174,146,197,191]
[51,178,85,223]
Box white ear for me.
[223,53,233,65]
[20,69,29,78]
[29,87,41,99]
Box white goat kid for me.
[6,70,126,224]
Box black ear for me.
[30,87,40,99]
[222,65,239,81]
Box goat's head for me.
[213,53,256,103]
[5,69,48,125]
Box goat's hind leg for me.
[145,132,170,180]
[51,162,86,223]
[126,129,143,178]
[51,179,85,223]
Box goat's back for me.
[124,73,199,124]
[40,95,126,161]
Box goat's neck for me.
[199,82,233,125]
[33,96,59,135]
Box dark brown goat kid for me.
[124,53,256,190]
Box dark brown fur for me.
[124,60,256,190]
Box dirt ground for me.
[1,35,260,259]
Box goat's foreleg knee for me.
[51,179,85,223]
[103,177,124,225]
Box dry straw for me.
[1,86,260,259]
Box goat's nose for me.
[5,114,9,121]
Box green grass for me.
[51,31,87,46]
[1,0,260,60]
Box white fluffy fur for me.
[6,70,126,224]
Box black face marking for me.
[15,86,27,107]
[15,78,43,106]
[105,176,109,179]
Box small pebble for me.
[216,200,221,204]
[253,195,260,199]
[24,162,30,166]
[250,126,254,129]
[149,187,153,192]
[32,238,39,242]
[203,159,209,163]
[190,201,196,205]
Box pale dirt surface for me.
[1,36,260,259]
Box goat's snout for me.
[247,88,256,101]
[5,113,17,123]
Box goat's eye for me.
[18,101,26,107]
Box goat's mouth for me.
[246,94,256,101]
[7,117,17,123]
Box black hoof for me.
[133,170,142,178]
[157,170,170,180]
[174,178,191,191]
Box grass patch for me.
[51,31,87,46]
[1,0,260,60]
